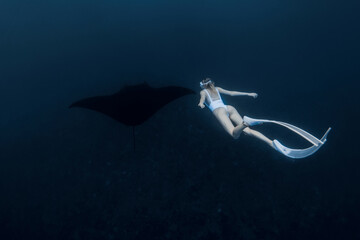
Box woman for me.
[198,78,275,149]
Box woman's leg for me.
[214,107,246,139]
[227,106,248,138]
[243,128,275,149]
[226,105,275,148]
[227,105,243,125]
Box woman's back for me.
[203,87,221,102]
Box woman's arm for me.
[198,91,206,108]
[217,87,258,98]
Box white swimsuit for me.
[204,88,228,112]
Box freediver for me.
[198,78,275,148]
[197,78,331,159]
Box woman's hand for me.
[198,103,205,108]
[249,93,258,98]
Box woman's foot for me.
[243,116,263,127]
[273,140,290,154]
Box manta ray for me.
[69,82,195,150]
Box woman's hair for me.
[200,78,215,89]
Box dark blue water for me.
[1,0,359,239]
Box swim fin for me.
[243,116,326,146]
[273,127,331,159]
[243,116,331,158]
[243,116,263,127]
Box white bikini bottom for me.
[208,100,228,112]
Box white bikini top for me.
[203,88,227,111]
[204,88,221,102]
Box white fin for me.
[243,116,326,146]
[273,128,331,159]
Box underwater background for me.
[1,0,359,239]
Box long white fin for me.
[273,128,331,159]
[243,116,331,159]
[244,116,325,146]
